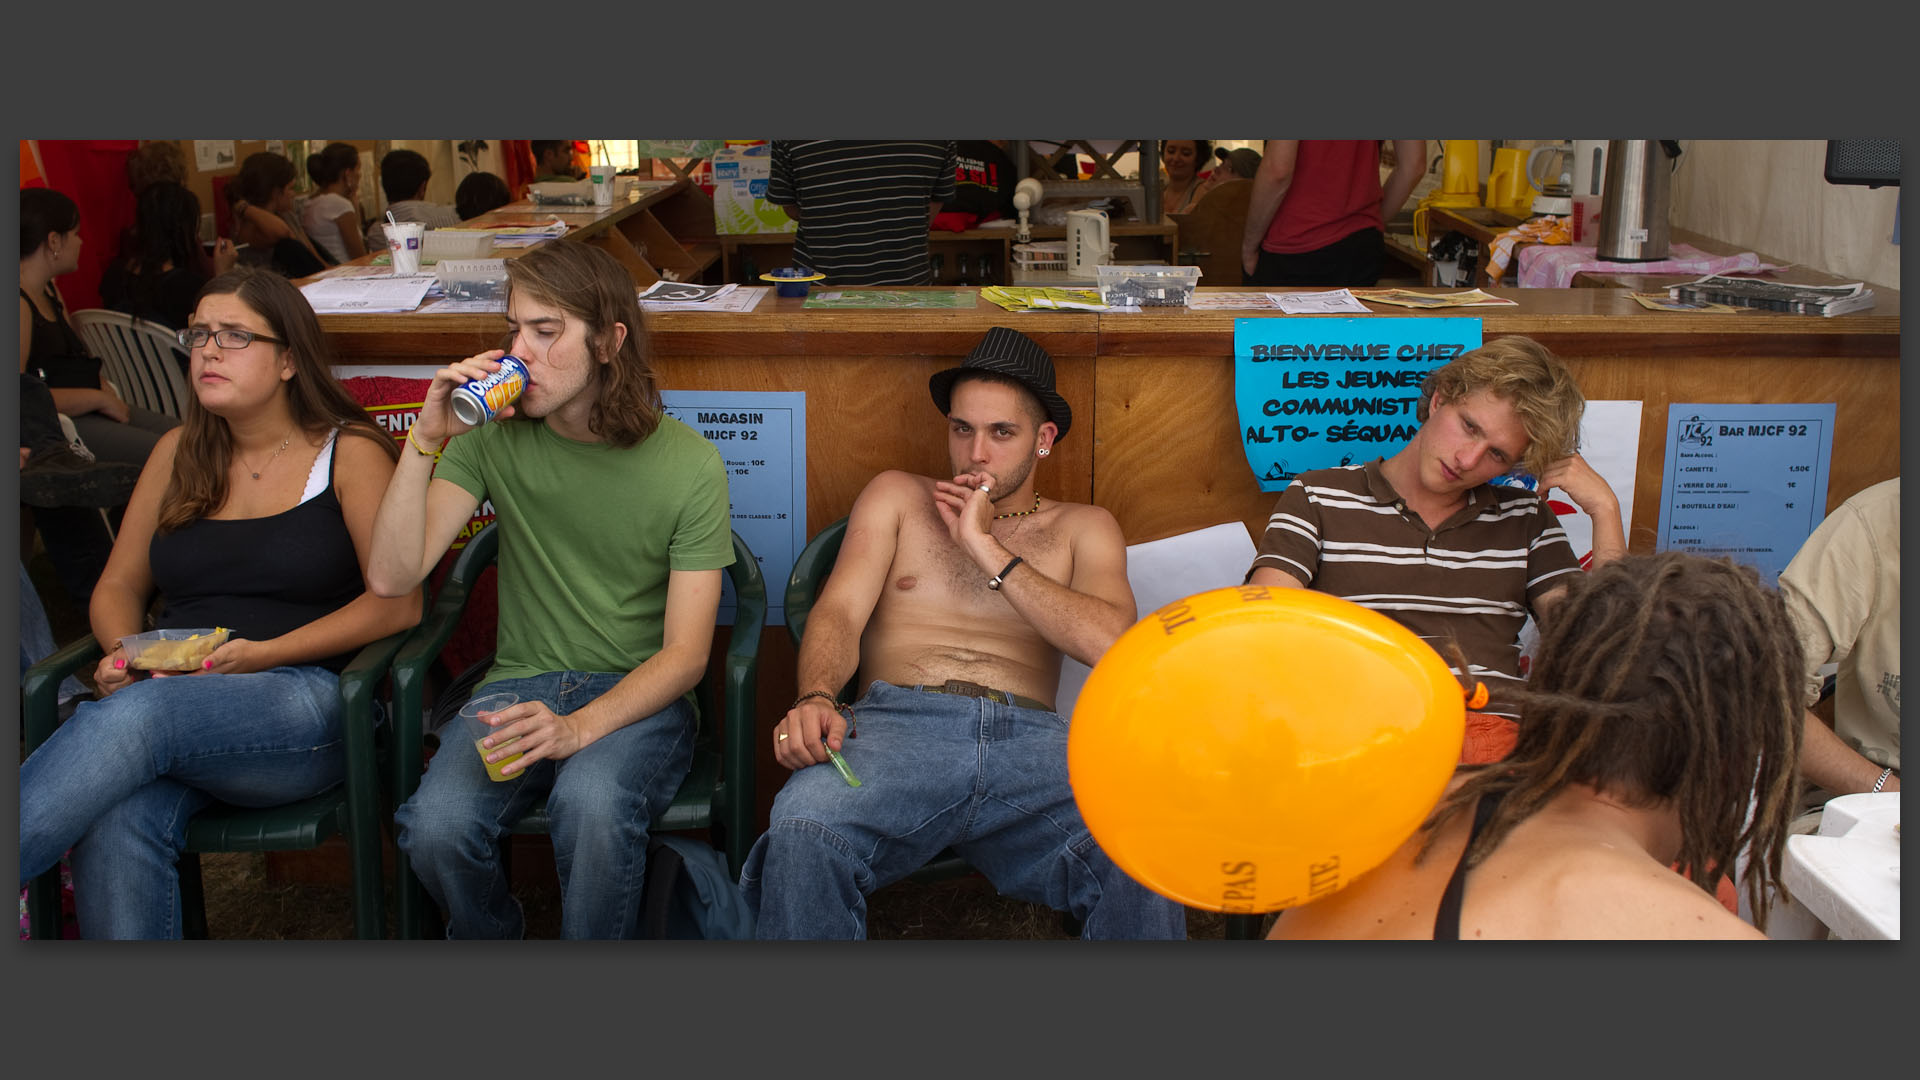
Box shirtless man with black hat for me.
[741,326,1186,940]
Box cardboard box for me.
[711,144,795,236]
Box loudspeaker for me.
[1824,140,1901,188]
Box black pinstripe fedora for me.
[928,326,1073,440]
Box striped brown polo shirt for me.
[1249,459,1582,717]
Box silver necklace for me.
[240,429,295,480]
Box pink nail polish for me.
[204,659,214,670]
[114,658,126,669]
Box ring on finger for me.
[777,732,789,741]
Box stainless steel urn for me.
[1596,140,1683,261]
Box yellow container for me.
[1485,148,1539,218]
[1438,140,1480,197]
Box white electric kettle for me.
[1569,139,1609,198]
[1066,209,1110,277]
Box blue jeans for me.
[18,664,347,939]
[742,681,1187,940]
[17,562,87,703]
[393,673,695,940]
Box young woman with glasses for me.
[18,266,422,938]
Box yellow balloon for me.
[1068,584,1465,914]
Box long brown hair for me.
[501,241,662,449]
[1418,552,1805,929]
[158,267,397,532]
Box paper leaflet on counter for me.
[1267,289,1373,315]
[1350,288,1518,309]
[980,286,1107,312]
[299,275,437,314]
[1184,292,1284,310]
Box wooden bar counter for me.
[323,285,1900,549]
[323,287,1898,826]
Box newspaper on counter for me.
[1666,274,1875,317]
[1628,292,1746,314]
[639,285,768,313]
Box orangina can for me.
[450,355,529,427]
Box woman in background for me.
[300,142,368,265]
[100,181,237,331]
[1159,139,1212,217]
[229,151,325,278]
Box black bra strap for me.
[1433,791,1502,941]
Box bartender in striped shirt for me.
[1246,336,1626,764]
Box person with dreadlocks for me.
[1266,551,1805,939]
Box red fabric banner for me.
[28,139,139,312]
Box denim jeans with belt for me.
[393,672,694,940]
[742,681,1187,940]
[18,664,348,939]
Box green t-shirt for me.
[433,415,733,689]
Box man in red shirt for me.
[1241,140,1426,287]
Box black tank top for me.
[1432,790,1505,941]
[148,432,365,671]
[21,285,103,389]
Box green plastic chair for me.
[387,523,764,939]
[787,517,1265,940]
[22,625,412,940]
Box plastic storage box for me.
[1096,264,1203,307]
[435,259,510,302]
[422,229,495,261]
[119,627,230,671]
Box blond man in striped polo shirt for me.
[1248,336,1625,763]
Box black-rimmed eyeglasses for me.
[177,327,287,349]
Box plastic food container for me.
[435,259,510,302]
[1096,264,1203,307]
[119,627,231,671]
[528,180,594,205]
[422,229,495,261]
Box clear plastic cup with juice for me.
[462,692,524,782]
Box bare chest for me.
[882,500,1071,614]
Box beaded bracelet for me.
[790,690,856,735]
[790,689,843,711]
[1871,767,1895,793]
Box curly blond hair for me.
[1417,335,1582,478]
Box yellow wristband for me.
[405,427,442,458]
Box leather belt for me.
[903,679,1053,714]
